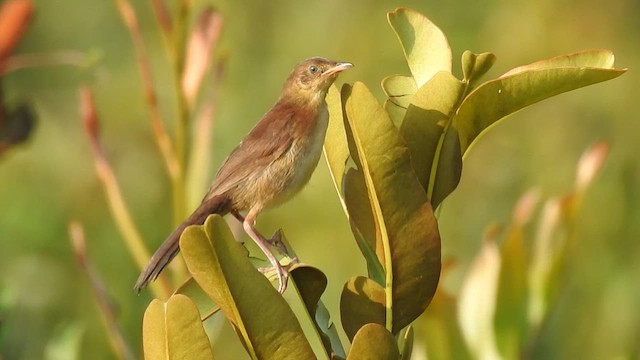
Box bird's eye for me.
[308,65,319,74]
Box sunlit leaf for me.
[326,85,385,283]
[381,75,417,126]
[346,323,400,360]
[461,51,496,86]
[387,7,452,87]
[324,85,350,200]
[454,51,626,154]
[458,237,501,360]
[180,215,314,359]
[142,294,214,360]
[501,49,616,77]
[343,82,441,334]
[400,71,465,208]
[340,276,386,341]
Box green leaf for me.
[324,85,350,200]
[381,75,417,127]
[454,51,627,154]
[343,167,385,284]
[346,323,400,360]
[501,49,616,76]
[180,215,314,360]
[400,71,465,208]
[142,294,215,360]
[461,51,496,85]
[340,276,386,341]
[387,8,452,87]
[291,265,345,358]
[343,82,441,334]
[325,85,385,283]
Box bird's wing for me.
[206,106,296,197]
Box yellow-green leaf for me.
[381,75,417,126]
[400,71,465,208]
[346,323,400,360]
[387,8,452,87]
[461,51,496,85]
[501,49,616,77]
[179,215,314,360]
[142,294,214,360]
[455,51,626,154]
[340,276,386,341]
[324,85,350,200]
[343,82,441,334]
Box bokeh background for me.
[1,0,638,359]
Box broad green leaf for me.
[400,71,465,208]
[346,323,400,360]
[291,265,345,358]
[142,294,214,360]
[324,85,350,200]
[461,51,496,85]
[458,238,501,360]
[501,49,616,77]
[381,75,417,126]
[180,215,314,360]
[454,55,626,155]
[343,82,441,334]
[340,276,386,341]
[326,84,385,283]
[343,167,385,284]
[387,8,452,87]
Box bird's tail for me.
[134,194,231,293]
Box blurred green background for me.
[1,0,638,359]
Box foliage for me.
[116,6,626,359]
[3,2,623,359]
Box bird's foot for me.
[258,257,299,293]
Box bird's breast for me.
[268,104,329,207]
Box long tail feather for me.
[134,195,231,293]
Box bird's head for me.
[281,57,353,106]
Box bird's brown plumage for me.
[134,57,352,293]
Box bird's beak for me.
[323,62,353,77]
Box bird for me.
[134,57,352,294]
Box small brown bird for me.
[135,57,352,293]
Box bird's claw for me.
[258,257,299,293]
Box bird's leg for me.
[235,210,289,255]
[243,208,289,293]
